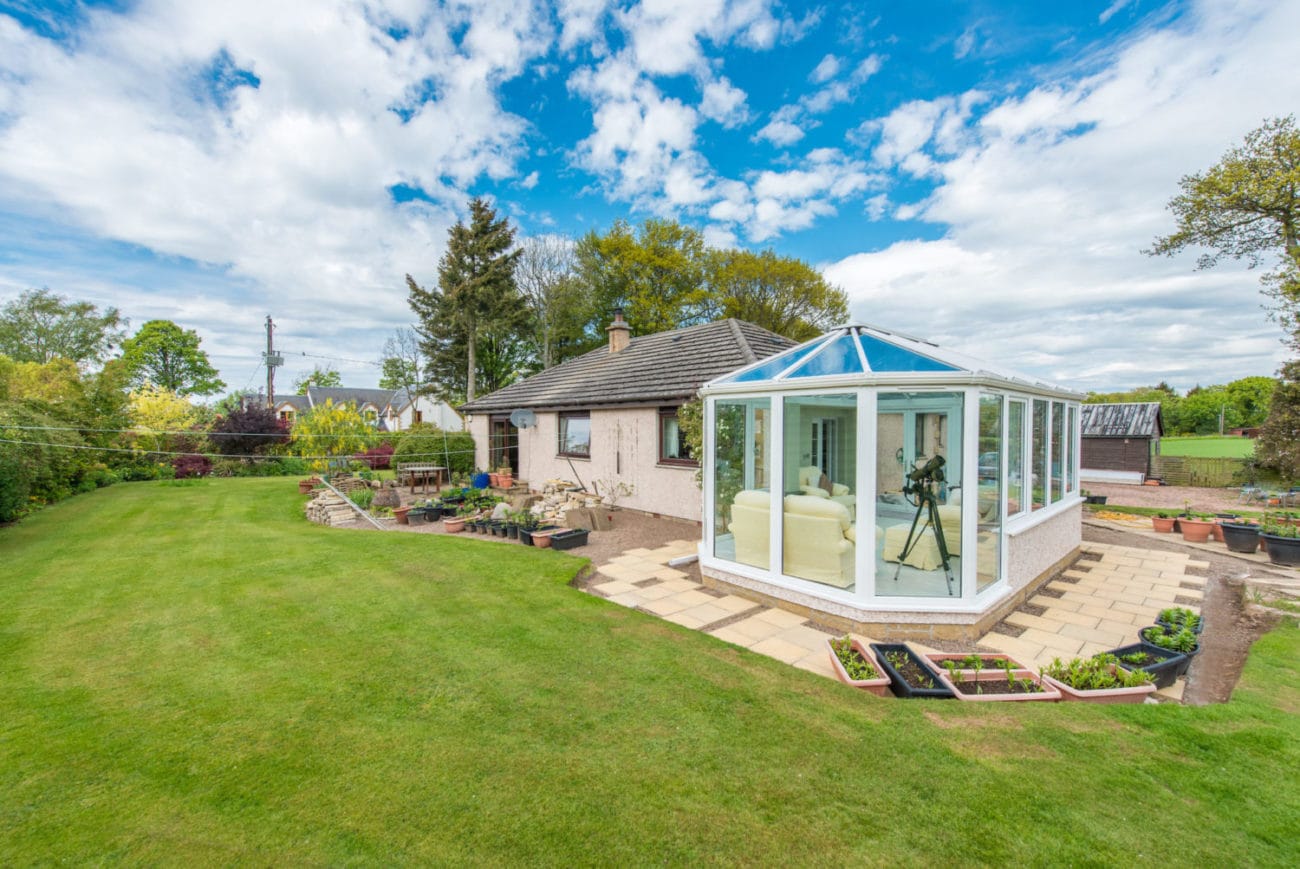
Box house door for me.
[489,416,519,473]
[810,418,839,481]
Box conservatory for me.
[699,324,1085,639]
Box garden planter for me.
[1041,670,1156,704]
[393,506,411,525]
[925,652,1029,671]
[1084,495,1108,505]
[407,508,429,526]
[471,472,491,489]
[933,668,1061,702]
[1216,522,1258,548]
[1178,518,1215,544]
[1138,626,1200,658]
[826,638,892,696]
[497,474,514,489]
[869,643,953,699]
[1105,641,1189,687]
[1155,608,1203,636]
[488,472,501,488]
[1151,516,1176,533]
[1210,521,1225,543]
[504,523,519,539]
[1260,533,1300,566]
[531,530,556,549]
[549,528,590,550]
[443,516,465,533]
[298,477,321,494]
[519,526,559,546]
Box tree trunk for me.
[466,328,477,403]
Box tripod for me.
[893,476,956,596]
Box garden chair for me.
[1236,485,1263,504]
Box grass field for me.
[2,479,1298,864]
[1159,435,1256,458]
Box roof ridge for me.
[727,318,756,364]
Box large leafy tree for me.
[1255,361,1300,479]
[1147,115,1300,337]
[0,288,126,366]
[377,328,423,393]
[516,236,588,368]
[128,384,199,454]
[293,365,342,394]
[291,399,372,472]
[120,320,225,397]
[408,198,526,402]
[704,248,849,340]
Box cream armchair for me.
[797,465,856,517]
[726,490,856,588]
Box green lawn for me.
[1159,435,1256,458]
[2,479,1298,864]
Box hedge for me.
[391,424,477,476]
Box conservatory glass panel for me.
[1067,405,1078,493]
[722,342,821,383]
[782,394,858,589]
[712,398,770,569]
[875,392,963,598]
[977,394,1003,592]
[1007,400,1026,516]
[1031,400,1047,511]
[786,335,864,378]
[858,333,959,373]
[1051,401,1065,503]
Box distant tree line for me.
[403,198,849,403]
[1084,377,1277,436]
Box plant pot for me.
[1041,668,1157,704]
[826,638,892,696]
[531,530,556,549]
[868,643,953,699]
[1104,641,1190,687]
[1260,533,1300,566]
[504,523,519,539]
[298,478,320,494]
[1138,625,1200,657]
[925,652,1029,672]
[1084,495,1108,505]
[488,472,501,488]
[518,525,558,546]
[549,528,590,550]
[933,668,1062,702]
[1178,518,1215,544]
[1155,609,1204,636]
[498,474,514,489]
[406,508,428,526]
[1151,516,1176,533]
[1210,521,1225,543]
[393,506,411,526]
[1220,522,1261,554]
[471,472,491,489]
[443,516,465,533]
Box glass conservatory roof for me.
[711,323,1078,396]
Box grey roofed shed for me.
[1080,402,1163,438]
[1079,402,1163,480]
[459,318,796,413]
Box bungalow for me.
[272,387,463,432]
[458,312,797,522]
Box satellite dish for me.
[509,408,537,429]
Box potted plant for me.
[826,636,892,696]
[531,529,557,548]
[393,505,411,525]
[1221,520,1262,553]
[1156,606,1203,635]
[1138,625,1200,657]
[1103,642,1189,687]
[1178,513,1215,543]
[932,655,1061,703]
[406,506,429,526]
[1040,654,1156,703]
[443,513,466,533]
[497,465,514,488]
[1151,512,1176,533]
[869,643,953,699]
[1260,519,1300,566]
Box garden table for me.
[404,465,447,495]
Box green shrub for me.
[209,457,308,477]
[0,400,98,521]
[392,424,476,476]
[349,488,375,510]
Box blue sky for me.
[0,0,1296,397]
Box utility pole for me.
[264,316,284,409]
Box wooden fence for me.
[1150,455,1253,487]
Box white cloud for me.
[757,52,884,148]
[824,0,1300,390]
[809,53,840,83]
[953,27,976,60]
[699,76,749,127]
[1099,0,1135,24]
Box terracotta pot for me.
[532,530,555,548]
[934,669,1062,703]
[1042,669,1157,704]
[826,638,892,696]
[393,506,411,526]
[443,516,466,533]
[498,473,513,488]
[1179,518,1214,544]
[1210,521,1225,543]
[1151,516,1176,533]
[488,473,501,488]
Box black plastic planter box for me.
[406,509,429,525]
[1220,522,1261,554]
[869,643,953,699]
[1261,533,1300,566]
[1106,641,1189,687]
[549,528,590,550]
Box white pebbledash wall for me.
[470,407,702,522]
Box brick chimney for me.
[607,307,631,353]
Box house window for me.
[558,412,591,457]
[659,407,695,465]
[279,410,294,422]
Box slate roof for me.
[272,394,310,411]
[1080,402,1163,438]
[460,318,796,413]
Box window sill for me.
[557,454,591,461]
[656,460,699,469]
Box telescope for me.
[907,454,946,482]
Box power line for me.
[0,423,514,443]
[281,349,383,368]
[0,436,487,462]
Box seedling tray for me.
[869,643,953,699]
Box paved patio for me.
[587,539,1205,701]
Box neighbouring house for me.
[1079,402,1162,484]
[697,323,1085,641]
[458,312,797,522]
[272,387,463,432]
